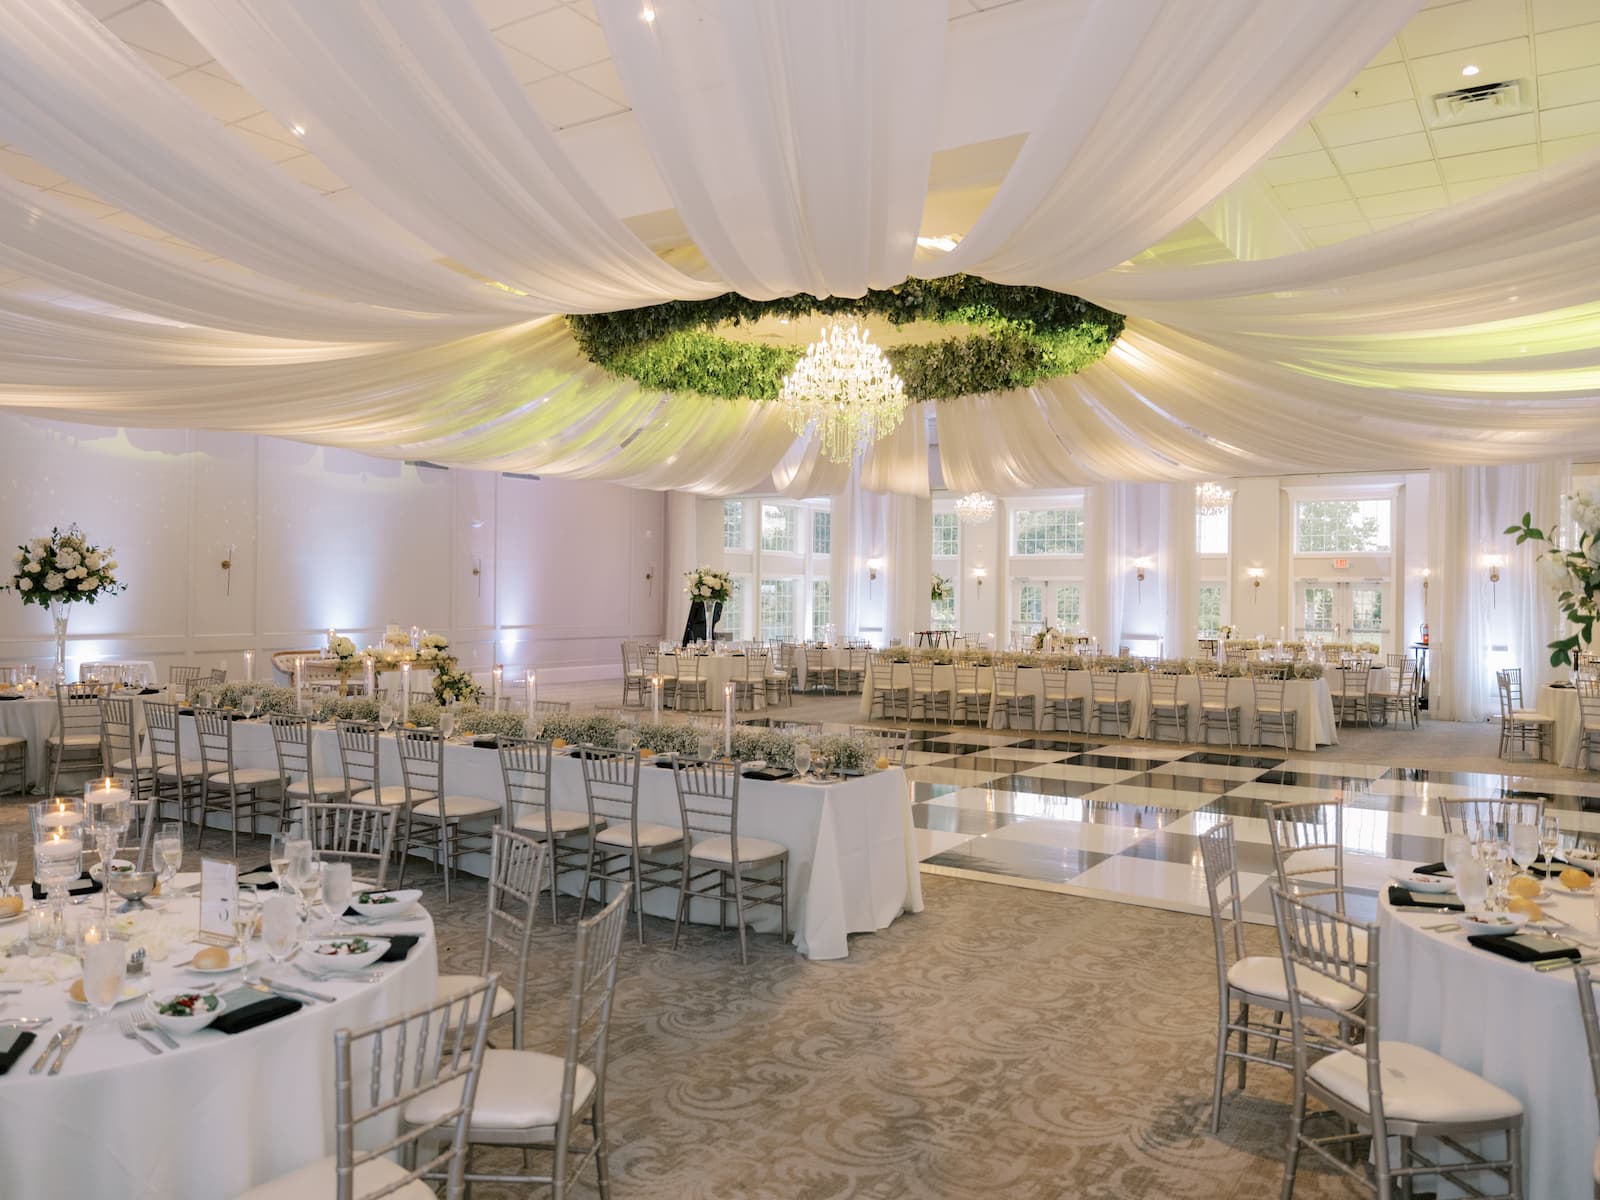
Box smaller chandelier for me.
[1195,481,1233,516]
[955,492,996,525]
[778,322,907,465]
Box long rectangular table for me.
[182,720,922,961]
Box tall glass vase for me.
[49,598,69,684]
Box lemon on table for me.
[1507,896,1544,920]
[874,756,891,771]
[1507,875,1541,899]
[0,895,22,918]
[551,737,568,749]
[639,747,654,758]
[1561,867,1593,891]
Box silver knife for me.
[258,977,336,1004]
[28,1026,65,1074]
[1535,953,1600,972]
[49,1023,84,1075]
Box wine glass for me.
[240,693,258,720]
[81,938,125,1027]
[0,832,16,897]
[261,893,304,971]
[322,862,353,930]
[284,834,316,911]
[154,823,182,895]
[1482,841,1513,909]
[233,886,260,977]
[269,831,292,890]
[1442,832,1469,880]
[195,689,213,711]
[793,741,812,780]
[1510,822,1539,879]
[439,710,457,741]
[1541,815,1562,867]
[1456,857,1489,910]
[378,703,396,733]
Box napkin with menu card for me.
[236,865,278,890]
[1387,885,1463,910]
[0,1027,36,1075]
[1467,932,1580,964]
[210,986,302,1034]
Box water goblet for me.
[154,822,183,895]
[261,893,304,970]
[793,741,812,780]
[1442,832,1470,880]
[195,689,213,711]
[322,862,352,930]
[439,711,457,741]
[81,938,125,1028]
[1510,821,1539,879]
[0,832,16,896]
[240,693,258,720]
[1456,858,1489,911]
[269,831,292,890]
[378,703,396,733]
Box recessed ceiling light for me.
[1508,294,1519,302]
[1461,64,1480,77]
[640,6,655,20]
[290,123,306,137]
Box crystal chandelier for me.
[1195,481,1233,516]
[777,322,907,465]
[955,491,996,525]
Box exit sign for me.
[1332,559,1350,569]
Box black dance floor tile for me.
[1116,772,1232,796]
[924,841,1109,883]
[914,804,1031,836]
[1180,751,1285,770]
[1074,753,1174,773]
[1253,770,1377,791]
[987,773,1118,800]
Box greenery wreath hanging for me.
[566,275,1123,402]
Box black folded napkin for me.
[0,1028,36,1075]
[1467,932,1579,964]
[210,986,302,1034]
[1552,682,1575,689]
[236,866,279,890]
[745,766,796,782]
[1413,861,1448,876]
[138,687,161,695]
[0,693,20,701]
[472,737,499,749]
[378,934,420,963]
[31,871,103,901]
[178,707,194,716]
[1387,885,1463,910]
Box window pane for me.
[723,501,744,550]
[1352,588,1383,633]
[1196,508,1229,556]
[931,512,960,557]
[1012,508,1085,556]
[1197,585,1222,636]
[812,511,831,556]
[722,576,745,640]
[759,578,794,641]
[1019,583,1043,624]
[1302,586,1334,633]
[1055,585,1082,629]
[811,580,830,636]
[931,581,956,630]
[760,504,798,553]
[1293,499,1391,554]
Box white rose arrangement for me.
[331,635,358,660]
[683,566,732,605]
[417,633,451,662]
[4,525,124,608]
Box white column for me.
[664,490,699,647]
[1166,483,1195,657]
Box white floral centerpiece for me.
[930,574,953,604]
[5,524,125,680]
[416,633,451,663]
[1509,495,1600,666]
[684,566,732,605]
[331,635,357,661]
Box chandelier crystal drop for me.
[955,491,996,525]
[1195,481,1233,516]
[777,322,907,465]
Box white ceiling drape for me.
[0,0,1596,494]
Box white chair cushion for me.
[350,785,411,807]
[436,973,516,1023]
[1511,710,1554,723]
[594,821,681,848]
[513,808,591,837]
[0,736,24,748]
[404,1048,595,1137]
[110,756,139,773]
[1226,955,1363,1012]
[156,759,206,779]
[207,767,280,787]
[414,794,501,820]
[690,834,787,865]
[287,775,347,799]
[1308,1042,1523,1125]
[47,734,100,747]
[233,1152,435,1200]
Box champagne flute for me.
[269,831,292,890]
[322,862,352,930]
[82,938,125,1027]
[233,885,260,977]
[793,741,812,780]
[1541,815,1562,867]
[0,832,16,897]
[154,823,182,896]
[1456,857,1488,911]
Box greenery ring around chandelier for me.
[566,275,1125,403]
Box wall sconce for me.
[471,555,483,597]
[645,569,653,596]
[1133,557,1152,599]
[1486,555,1504,608]
[1246,567,1265,604]
[868,558,882,582]
[1421,567,1431,601]
[972,566,987,595]
[220,543,235,596]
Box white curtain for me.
[1428,462,1570,722]
[663,491,700,645]
[1164,484,1194,657]
[1087,483,1128,650]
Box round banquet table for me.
[0,686,177,792]
[1379,888,1599,1199]
[0,887,438,1199]
[657,651,767,710]
[1538,683,1585,768]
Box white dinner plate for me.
[1458,910,1529,937]
[0,906,27,925]
[1397,873,1452,894]
[301,936,390,972]
[68,982,150,1008]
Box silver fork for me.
[296,964,380,985]
[135,1010,179,1051]
[119,1013,161,1055]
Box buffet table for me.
[185,720,921,961]
[1380,890,1596,1199]
[0,890,439,1199]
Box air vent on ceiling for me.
[1430,79,1527,124]
[500,472,541,481]
[403,459,449,471]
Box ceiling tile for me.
[1409,37,1531,100]
[523,74,624,129]
[1366,212,1436,233]
[1267,126,1325,157]
[0,148,66,189]
[224,125,305,164]
[1437,142,1540,181]
[1540,64,1600,107]
[1444,172,1535,201]
[1429,111,1536,155]
[1358,185,1449,218]
[1306,220,1374,245]
[79,0,142,16]
[1367,39,1403,66]
[949,0,977,14]
[496,5,610,71]
[167,68,262,124]
[1313,99,1424,146]
[1259,150,1339,185]
[44,190,119,220]
[1344,160,1443,197]
[1400,0,1526,58]
[1328,131,1435,173]
[1272,177,1354,208]
[103,2,212,67]
[275,154,347,194]
[569,59,631,108]
[232,111,303,148]
[1534,22,1600,74]
[1290,199,1365,227]
[493,41,558,85]
[1543,130,1600,162]
[1318,62,1416,116]
[100,210,172,240]
[472,0,561,30]
[130,45,188,79]
[1542,97,1600,137]
[155,238,216,264]
[1532,0,1597,32]
[566,0,599,21]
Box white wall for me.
[0,414,663,682]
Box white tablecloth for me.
[0,696,59,789]
[1168,676,1337,752]
[191,721,921,961]
[79,659,159,686]
[657,652,767,711]
[857,664,1153,735]
[1380,891,1597,1199]
[0,892,438,1199]
[793,646,849,692]
[1538,684,1585,768]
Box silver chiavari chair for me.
[394,727,500,905]
[578,747,682,944]
[498,736,595,923]
[304,800,397,887]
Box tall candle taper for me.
[492,665,503,711]
[363,655,375,697]
[294,656,304,710]
[326,627,336,654]
[528,669,537,714]
[525,669,535,715]
[243,649,254,683]
[401,662,411,725]
[652,674,662,722]
[723,682,734,756]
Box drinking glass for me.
[154,823,183,892]
[0,832,16,896]
[1541,815,1563,866]
[81,939,125,1026]
[1481,841,1512,908]
[195,689,213,711]
[261,893,304,968]
[240,693,258,719]
[284,835,316,909]
[439,711,457,741]
[378,703,396,733]
[1442,832,1470,879]
[233,886,260,977]
[1456,858,1489,910]
[794,742,812,780]
[1510,822,1539,877]
[269,831,292,889]
[322,862,353,929]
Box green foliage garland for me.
[567,275,1123,403]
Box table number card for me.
[197,857,239,946]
